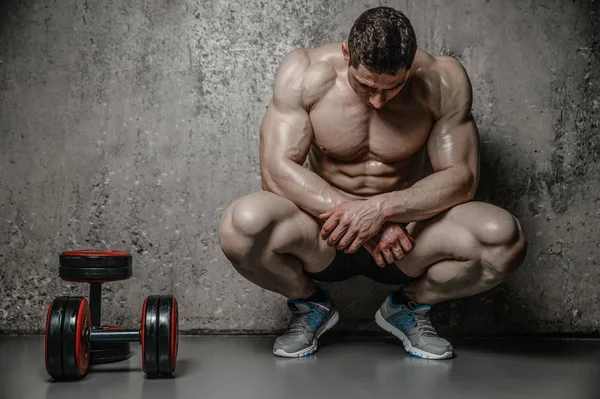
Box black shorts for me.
[305,246,416,285]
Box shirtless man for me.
[218,7,527,359]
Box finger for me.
[365,241,385,266]
[372,249,385,267]
[390,243,405,260]
[406,231,416,245]
[318,208,335,220]
[346,232,369,253]
[399,234,413,253]
[320,215,341,239]
[382,246,395,265]
[328,223,350,247]
[338,227,358,250]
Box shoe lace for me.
[389,308,437,336]
[305,306,328,329]
[388,309,417,331]
[288,315,308,334]
[413,312,437,336]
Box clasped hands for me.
[319,199,414,267]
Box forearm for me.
[375,167,477,224]
[262,159,353,218]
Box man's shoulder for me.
[413,50,469,84]
[274,45,339,107]
[412,50,472,117]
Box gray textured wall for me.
[1,0,598,336]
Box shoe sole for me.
[273,310,340,358]
[375,310,453,360]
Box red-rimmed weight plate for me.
[45,296,91,381]
[141,295,179,378]
[59,250,132,282]
[170,297,179,374]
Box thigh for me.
[227,190,336,272]
[398,201,517,277]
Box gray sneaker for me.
[273,294,339,358]
[375,293,453,359]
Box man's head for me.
[343,7,417,109]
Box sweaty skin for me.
[219,42,526,304]
[260,43,478,256]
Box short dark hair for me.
[347,7,417,75]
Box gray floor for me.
[2,335,600,399]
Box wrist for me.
[379,193,405,222]
[372,195,393,222]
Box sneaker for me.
[375,293,453,359]
[272,293,339,358]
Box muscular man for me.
[219,7,527,359]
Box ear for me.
[342,42,350,63]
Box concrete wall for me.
[1,0,598,336]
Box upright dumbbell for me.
[45,294,178,380]
[59,250,134,364]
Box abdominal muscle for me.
[307,147,426,200]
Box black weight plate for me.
[142,296,160,378]
[59,266,132,282]
[60,250,132,269]
[61,297,91,380]
[60,251,132,282]
[157,296,174,377]
[45,296,69,380]
[91,342,131,364]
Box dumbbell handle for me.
[89,329,140,343]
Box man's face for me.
[347,64,411,109]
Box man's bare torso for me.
[299,43,457,200]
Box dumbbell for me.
[44,250,179,381]
[58,250,134,365]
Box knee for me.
[478,210,527,282]
[218,195,273,264]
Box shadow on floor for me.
[318,333,600,362]
[450,336,600,359]
[89,358,194,376]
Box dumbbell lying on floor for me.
[44,250,179,381]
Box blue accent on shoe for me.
[305,306,329,330]
[387,293,403,308]
[387,293,431,311]
[386,308,417,332]
[410,304,432,312]
[286,300,330,330]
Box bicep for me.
[427,112,479,175]
[259,100,313,169]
